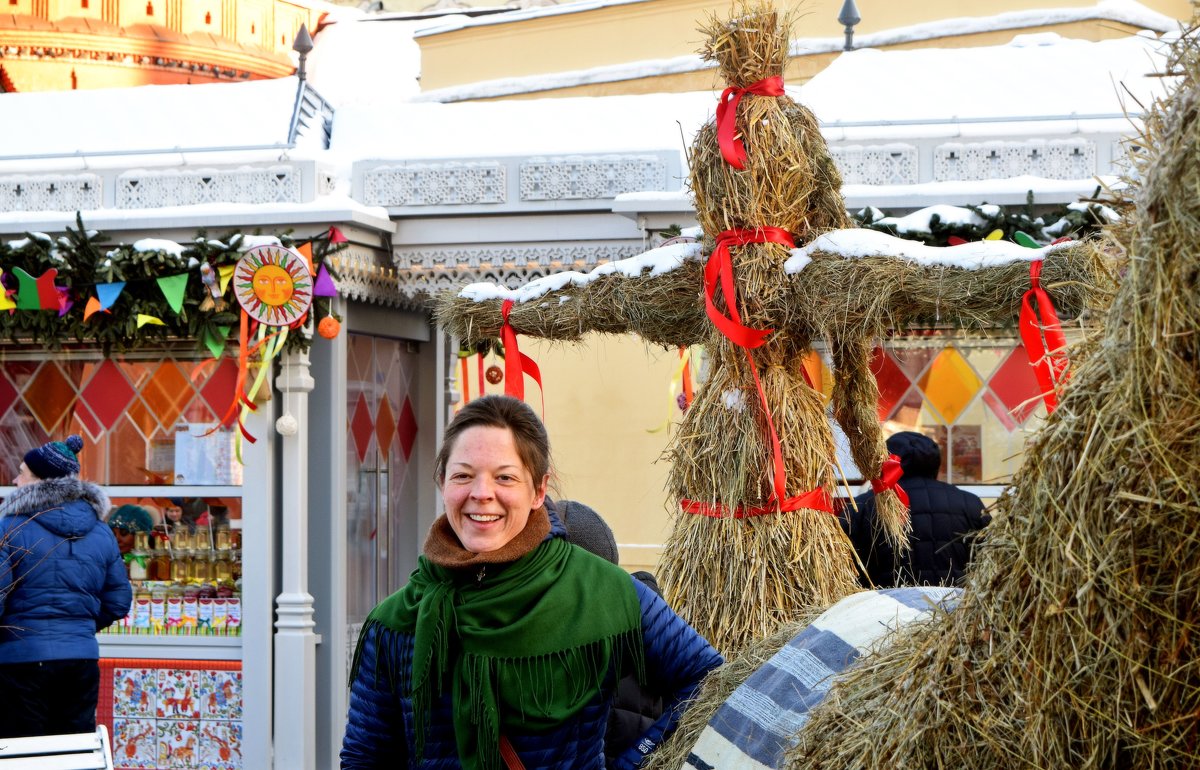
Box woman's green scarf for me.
[353,534,643,770]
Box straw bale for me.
[787,30,1200,770]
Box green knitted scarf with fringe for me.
[353,535,643,770]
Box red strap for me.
[477,352,485,395]
[870,453,910,508]
[500,300,545,414]
[716,76,786,169]
[499,735,525,770]
[460,356,470,403]
[681,486,834,518]
[1019,260,1069,412]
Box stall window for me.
[806,335,1049,485]
[0,350,241,486]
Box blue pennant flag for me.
[96,281,126,310]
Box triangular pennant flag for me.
[96,281,126,310]
[0,270,16,312]
[56,287,73,317]
[83,296,104,321]
[203,325,231,360]
[156,273,189,313]
[218,264,236,294]
[137,314,166,328]
[12,266,59,310]
[328,226,348,245]
[984,229,1004,241]
[313,264,339,297]
[1013,231,1041,249]
[297,242,314,276]
[946,236,968,246]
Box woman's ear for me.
[533,474,550,509]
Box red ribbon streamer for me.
[870,453,910,508]
[477,352,485,396]
[704,226,804,508]
[500,300,544,413]
[1019,260,1069,412]
[681,487,834,518]
[716,76,786,170]
[460,356,470,404]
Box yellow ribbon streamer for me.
[647,347,694,434]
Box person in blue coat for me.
[340,396,723,770]
[0,434,132,739]
[844,431,991,587]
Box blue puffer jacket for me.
[341,522,723,769]
[0,478,132,664]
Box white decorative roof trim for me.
[0,173,103,213]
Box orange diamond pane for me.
[375,397,396,462]
[917,347,982,424]
[23,362,79,434]
[142,362,193,429]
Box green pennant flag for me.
[204,325,232,360]
[156,272,190,313]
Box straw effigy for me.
[437,1,1108,655]
[784,29,1200,770]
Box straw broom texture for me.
[785,30,1200,770]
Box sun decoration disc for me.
[234,245,313,326]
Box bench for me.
[0,725,114,769]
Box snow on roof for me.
[803,31,1173,133]
[0,78,304,162]
[331,90,717,159]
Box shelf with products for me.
[101,495,245,640]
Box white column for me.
[273,348,319,770]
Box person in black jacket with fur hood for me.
[844,431,991,588]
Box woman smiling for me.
[340,395,721,770]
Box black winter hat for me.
[557,499,620,565]
[885,431,941,479]
[24,434,84,480]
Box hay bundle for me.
[787,31,1200,770]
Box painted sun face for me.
[253,264,295,306]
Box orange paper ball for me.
[318,315,341,339]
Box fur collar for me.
[0,477,109,520]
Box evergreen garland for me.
[0,215,344,355]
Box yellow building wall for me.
[418,0,1194,95]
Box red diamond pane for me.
[0,372,18,418]
[200,358,240,416]
[398,397,418,461]
[871,347,911,421]
[80,359,136,430]
[350,393,374,464]
[986,344,1044,426]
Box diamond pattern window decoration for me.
[350,393,375,465]
[861,336,1051,484]
[0,352,240,486]
[375,397,396,462]
[398,397,418,462]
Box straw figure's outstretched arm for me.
[436,244,710,349]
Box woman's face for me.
[441,425,547,554]
[164,505,183,523]
[13,463,38,487]
[112,525,136,554]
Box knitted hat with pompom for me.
[23,434,84,480]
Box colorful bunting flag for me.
[328,227,348,245]
[96,281,126,310]
[0,270,15,312]
[83,296,104,321]
[218,264,236,294]
[156,273,189,313]
[136,314,166,328]
[296,242,315,276]
[56,287,72,317]
[12,266,59,310]
[203,325,232,360]
[313,264,339,298]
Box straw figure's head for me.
[690,3,850,242]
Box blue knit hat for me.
[23,434,83,480]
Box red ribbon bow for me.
[716,76,786,170]
[500,300,544,412]
[681,486,834,518]
[1019,260,1069,412]
[870,453,910,508]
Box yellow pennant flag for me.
[984,229,1004,240]
[137,313,166,328]
[218,264,236,294]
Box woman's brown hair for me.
[434,395,552,488]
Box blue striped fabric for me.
[684,587,960,770]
